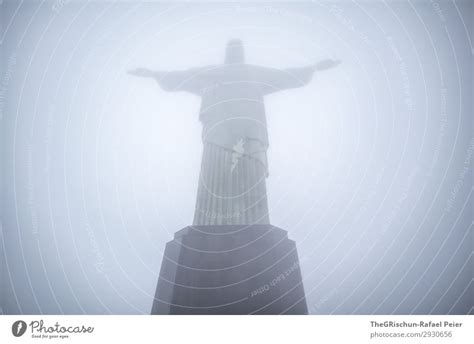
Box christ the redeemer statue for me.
[129,39,340,226]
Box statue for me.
[129,39,340,226]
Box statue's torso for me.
[197,65,269,151]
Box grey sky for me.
[1,1,472,314]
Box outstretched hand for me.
[128,68,155,78]
[315,59,341,71]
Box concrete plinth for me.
[151,225,307,314]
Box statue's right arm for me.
[128,67,208,94]
[315,59,341,71]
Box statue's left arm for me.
[256,59,340,95]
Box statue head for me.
[225,39,245,64]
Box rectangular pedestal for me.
[151,225,308,314]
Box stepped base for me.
[151,225,308,314]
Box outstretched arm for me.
[128,67,209,94]
[315,59,341,71]
[257,59,341,95]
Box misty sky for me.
[1,0,472,314]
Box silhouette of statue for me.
[129,39,340,226]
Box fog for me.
[1,0,472,314]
